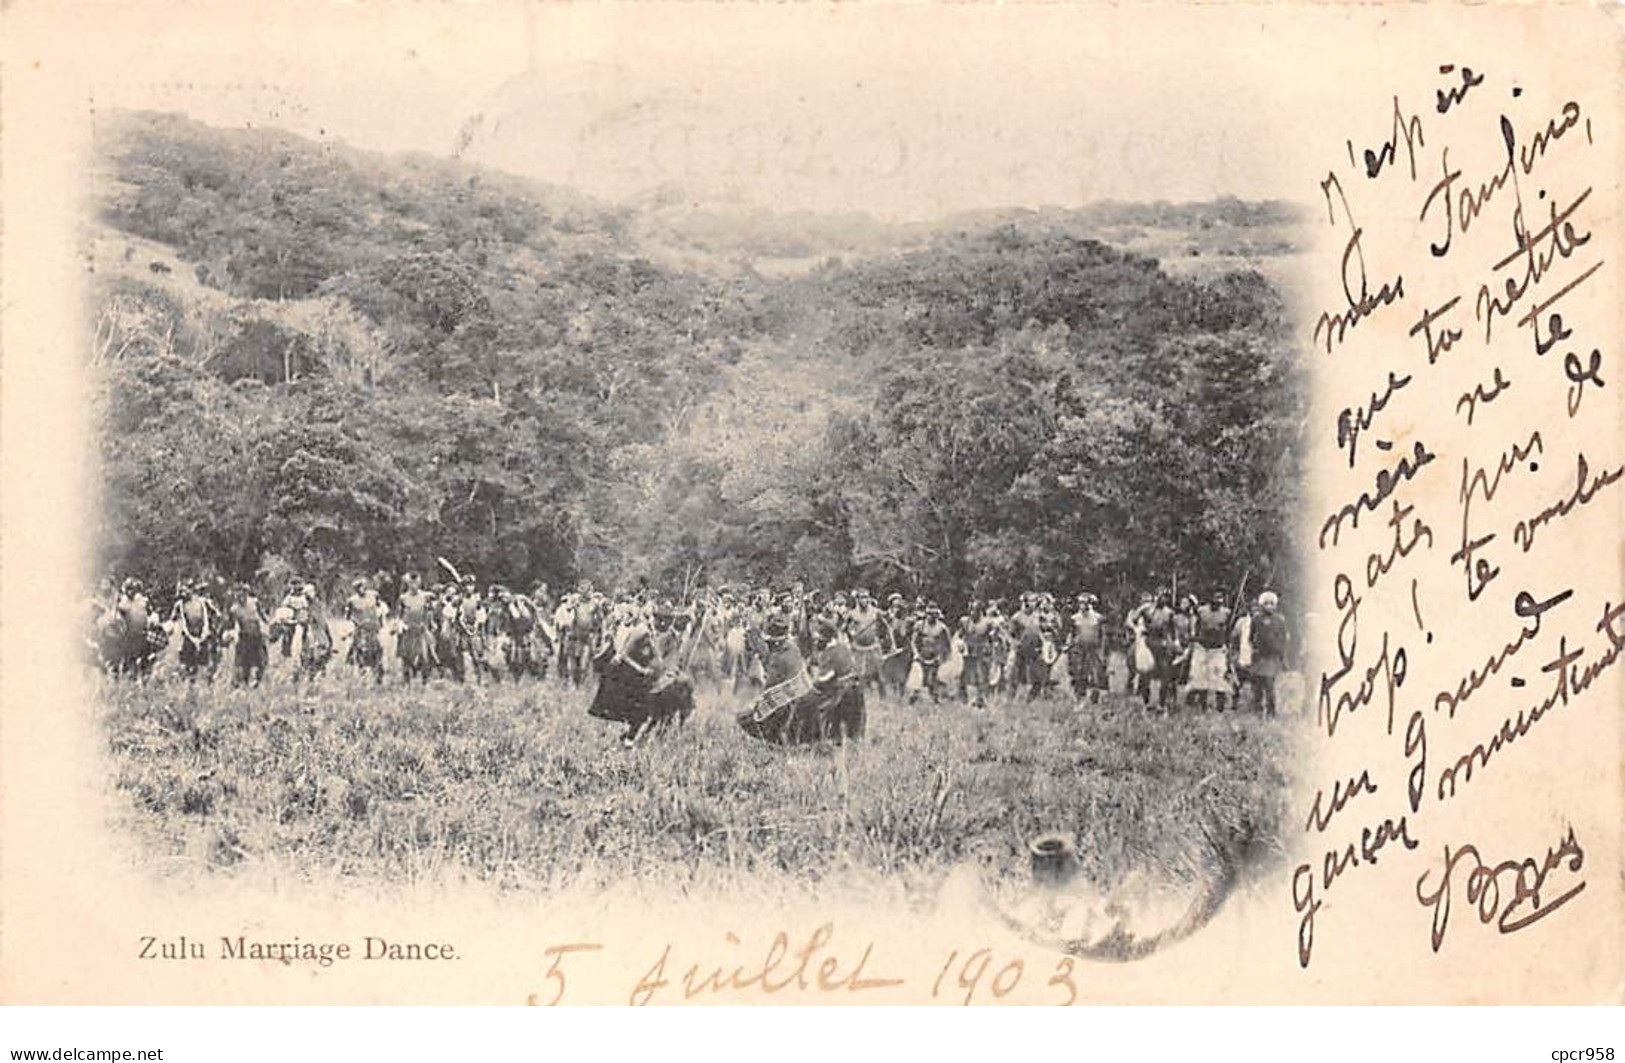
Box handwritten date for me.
[527,927,1085,1005]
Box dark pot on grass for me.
[1029,832,1078,887]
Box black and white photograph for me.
[2,0,1620,1017]
[81,8,1308,951]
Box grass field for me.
[98,648,1297,924]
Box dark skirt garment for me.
[1068,646,1107,691]
[588,658,694,731]
[397,626,433,669]
[738,680,866,745]
[234,633,267,676]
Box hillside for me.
[89,110,1305,608]
[630,196,1307,282]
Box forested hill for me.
[90,110,1306,609]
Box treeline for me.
[91,111,1304,610]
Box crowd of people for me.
[87,571,1294,746]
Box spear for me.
[1230,568,1252,622]
[653,601,709,693]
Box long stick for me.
[678,602,709,672]
[1230,568,1252,620]
[652,604,708,693]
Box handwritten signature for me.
[1414,826,1585,952]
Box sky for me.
[59,3,1302,221]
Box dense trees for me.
[91,112,1304,605]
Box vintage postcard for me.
[0,0,1619,1006]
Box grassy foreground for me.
[99,665,1294,902]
